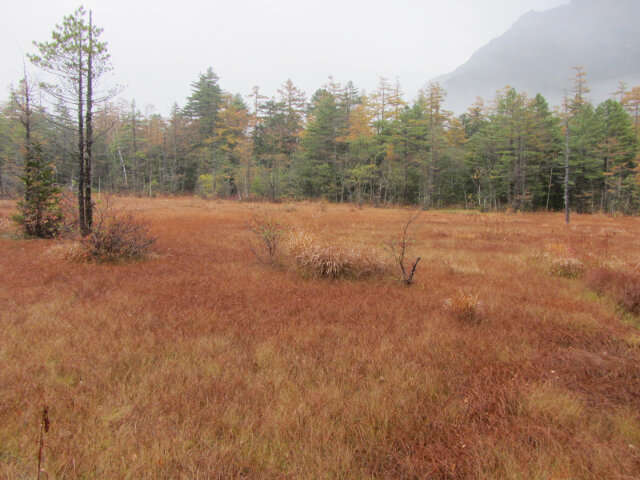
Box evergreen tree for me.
[15,142,62,238]
[595,99,637,212]
[184,67,223,192]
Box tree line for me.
[2,8,640,216]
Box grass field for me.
[1,196,640,479]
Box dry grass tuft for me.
[443,289,486,325]
[282,200,297,212]
[549,256,585,278]
[287,231,390,279]
[543,241,585,278]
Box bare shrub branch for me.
[78,196,155,263]
[248,213,285,266]
[385,210,421,285]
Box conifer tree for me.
[15,142,62,238]
[11,76,62,237]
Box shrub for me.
[56,189,81,237]
[318,198,329,212]
[585,266,640,315]
[584,266,621,294]
[443,289,486,325]
[621,280,640,315]
[248,213,286,265]
[196,174,214,198]
[385,211,421,285]
[79,204,155,263]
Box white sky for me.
[1,0,568,115]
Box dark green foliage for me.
[3,46,640,213]
[184,67,222,139]
[14,143,63,238]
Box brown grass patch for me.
[1,198,640,478]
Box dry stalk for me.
[37,404,50,480]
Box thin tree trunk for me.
[0,156,4,198]
[77,35,86,234]
[564,104,570,225]
[23,75,32,203]
[116,141,127,186]
[84,9,93,233]
[132,101,137,191]
[162,130,166,190]
[546,165,553,211]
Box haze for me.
[1,0,568,114]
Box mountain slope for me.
[432,0,640,113]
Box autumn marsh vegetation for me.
[1,197,640,479]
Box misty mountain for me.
[431,0,640,113]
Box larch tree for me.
[567,68,602,213]
[277,79,307,163]
[420,82,448,208]
[215,93,250,198]
[563,96,571,223]
[623,86,640,135]
[30,7,113,235]
[595,99,637,212]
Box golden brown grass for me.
[1,197,640,479]
[286,230,390,279]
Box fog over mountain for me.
[431,0,640,113]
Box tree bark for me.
[77,36,86,234]
[84,9,94,233]
[564,104,570,225]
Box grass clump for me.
[549,256,585,278]
[287,231,390,280]
[443,289,486,325]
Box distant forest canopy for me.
[2,62,640,213]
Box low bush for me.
[78,205,155,263]
[585,266,640,315]
[584,266,621,294]
[248,213,286,265]
[385,211,421,285]
[621,280,640,315]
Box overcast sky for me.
[1,0,569,115]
